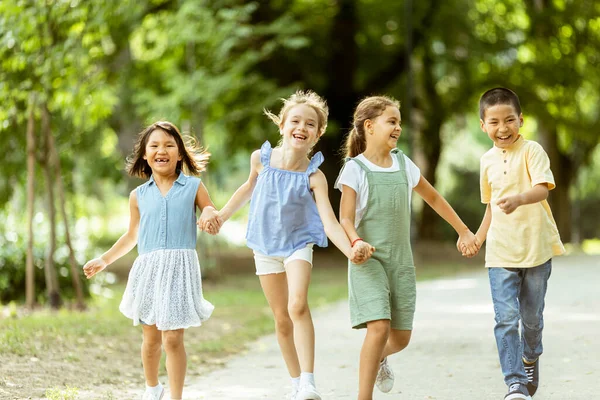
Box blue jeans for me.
[488,259,552,386]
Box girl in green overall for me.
[335,96,480,400]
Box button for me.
[503,150,506,153]
[504,160,507,163]
[504,171,507,174]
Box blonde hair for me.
[126,121,210,178]
[264,90,329,137]
[343,95,400,159]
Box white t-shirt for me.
[335,152,421,227]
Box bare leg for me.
[358,319,390,400]
[259,272,301,378]
[285,260,314,373]
[162,329,186,399]
[141,325,162,387]
[381,329,411,360]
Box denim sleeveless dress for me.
[119,172,214,331]
[246,141,327,257]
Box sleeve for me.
[403,155,421,189]
[527,142,556,190]
[334,160,361,194]
[480,157,491,204]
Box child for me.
[83,121,217,400]
[474,88,565,400]
[335,95,479,400]
[199,90,374,400]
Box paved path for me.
[126,254,599,399]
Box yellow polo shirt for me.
[480,136,565,268]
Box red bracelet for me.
[351,238,363,247]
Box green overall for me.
[347,149,416,330]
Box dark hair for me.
[264,90,329,137]
[479,87,522,119]
[126,121,210,179]
[343,95,400,159]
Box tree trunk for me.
[41,105,62,309]
[538,122,572,242]
[26,97,37,309]
[46,105,86,309]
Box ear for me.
[479,119,486,132]
[364,119,373,134]
[519,113,524,127]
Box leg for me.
[520,259,552,362]
[285,259,315,373]
[381,329,411,359]
[162,329,186,400]
[359,319,390,400]
[488,267,528,386]
[142,325,163,387]
[259,272,301,378]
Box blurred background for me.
[1,0,599,397]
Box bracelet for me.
[351,238,363,247]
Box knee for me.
[367,320,391,340]
[288,297,309,320]
[142,338,162,355]
[162,331,184,352]
[495,307,520,327]
[273,312,293,336]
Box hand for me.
[83,257,107,279]
[350,241,375,265]
[197,207,223,235]
[456,230,480,258]
[497,194,523,215]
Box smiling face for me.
[280,104,320,150]
[143,128,182,175]
[480,104,523,148]
[366,105,402,151]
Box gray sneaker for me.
[504,383,531,400]
[375,357,394,393]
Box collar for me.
[148,171,187,186]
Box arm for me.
[196,181,222,234]
[311,171,374,264]
[413,175,479,256]
[475,203,492,244]
[339,184,375,263]
[497,183,549,215]
[83,190,140,279]
[218,150,261,222]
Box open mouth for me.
[293,134,307,141]
[390,134,400,140]
[155,158,170,164]
[497,135,512,141]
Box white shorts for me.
[253,244,314,275]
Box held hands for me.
[497,194,523,215]
[83,257,108,279]
[350,240,375,265]
[197,206,223,235]
[456,230,480,258]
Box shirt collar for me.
[148,171,187,186]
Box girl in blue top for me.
[200,91,374,400]
[83,121,217,400]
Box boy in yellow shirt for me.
[474,88,565,400]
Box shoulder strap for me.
[306,151,324,175]
[259,141,272,167]
[351,156,370,173]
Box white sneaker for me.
[142,382,165,400]
[297,382,321,400]
[375,357,394,393]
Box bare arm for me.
[497,183,549,215]
[83,190,140,278]
[219,150,261,222]
[413,175,479,255]
[339,184,361,244]
[476,203,492,244]
[311,171,374,264]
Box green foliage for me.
[45,386,79,400]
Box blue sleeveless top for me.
[136,172,200,255]
[246,141,328,257]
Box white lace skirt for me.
[119,249,214,331]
